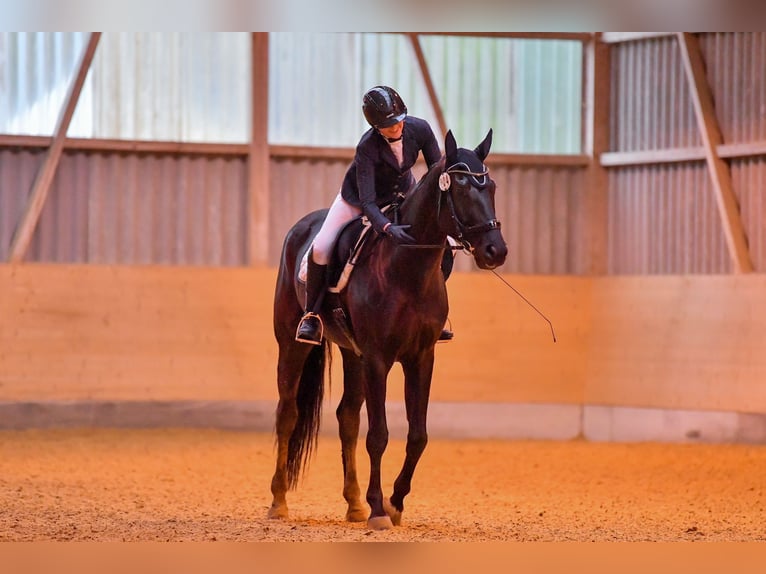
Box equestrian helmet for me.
[362,86,407,129]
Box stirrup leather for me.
[295,312,324,345]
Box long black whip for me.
[489,269,557,343]
[400,241,557,342]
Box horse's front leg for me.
[363,355,394,530]
[268,341,312,520]
[336,348,367,522]
[386,348,436,526]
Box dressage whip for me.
[400,241,557,342]
[489,269,557,343]
[445,243,557,342]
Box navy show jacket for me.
[340,116,442,233]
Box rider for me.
[295,85,454,345]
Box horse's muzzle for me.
[474,234,508,270]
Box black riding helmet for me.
[362,86,407,129]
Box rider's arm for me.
[356,150,391,234]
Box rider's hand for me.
[384,223,415,244]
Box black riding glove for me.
[385,223,415,245]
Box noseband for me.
[439,162,502,253]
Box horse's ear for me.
[474,128,493,162]
[445,129,457,165]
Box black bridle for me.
[439,162,502,253]
[391,160,502,252]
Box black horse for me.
[268,129,507,530]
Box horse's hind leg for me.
[386,349,436,526]
[268,340,312,520]
[336,348,367,522]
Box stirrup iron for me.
[295,312,324,345]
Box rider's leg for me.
[295,193,360,344]
[438,243,455,341]
[295,248,328,344]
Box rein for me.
[399,162,501,251]
[384,146,557,342]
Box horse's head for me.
[441,129,508,270]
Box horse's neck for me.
[399,172,446,246]
[376,172,447,285]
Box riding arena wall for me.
[2,264,765,443]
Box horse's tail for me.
[286,339,331,490]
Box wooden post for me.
[407,33,447,141]
[8,32,101,263]
[677,32,752,273]
[248,32,270,266]
[582,33,610,275]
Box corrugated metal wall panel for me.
[9,151,588,273]
[732,158,766,271]
[1,150,248,265]
[608,164,733,274]
[269,33,437,148]
[268,156,354,266]
[488,165,586,274]
[513,39,582,154]
[269,32,448,149]
[0,32,250,142]
[269,33,582,154]
[3,32,582,151]
[699,32,766,144]
[0,32,90,136]
[266,158,588,274]
[610,36,701,152]
[0,148,42,261]
[7,33,766,276]
[413,36,581,154]
[88,33,250,142]
[29,151,90,263]
[605,33,766,275]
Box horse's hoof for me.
[346,506,367,523]
[267,503,289,520]
[383,498,402,526]
[367,515,394,530]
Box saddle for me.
[296,208,390,356]
[298,206,392,292]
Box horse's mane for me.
[401,156,446,211]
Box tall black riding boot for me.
[295,253,328,345]
[439,246,455,342]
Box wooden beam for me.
[600,32,674,44]
[600,147,706,167]
[718,140,766,159]
[12,134,766,167]
[270,145,354,161]
[582,34,611,275]
[419,32,593,42]
[0,134,249,156]
[487,152,589,167]
[677,32,753,273]
[0,135,591,167]
[407,33,447,142]
[8,32,101,264]
[601,141,766,167]
[248,33,270,266]
[5,133,766,164]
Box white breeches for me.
[311,192,362,265]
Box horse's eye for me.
[454,174,468,186]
